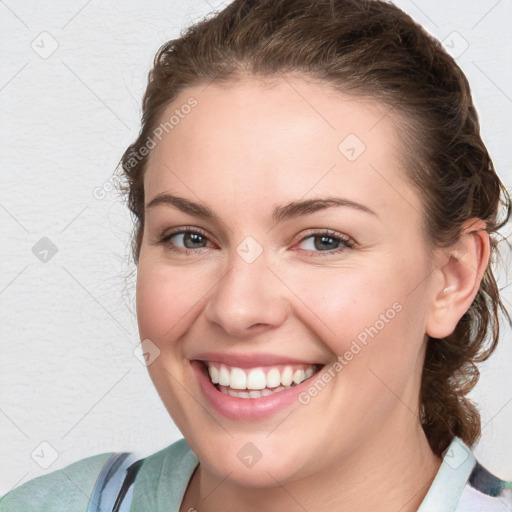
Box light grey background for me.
[1,0,511,495]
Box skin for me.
[135,75,490,512]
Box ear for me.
[426,218,491,339]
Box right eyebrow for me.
[146,193,219,220]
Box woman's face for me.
[136,76,440,485]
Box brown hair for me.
[118,0,511,456]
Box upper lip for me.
[192,352,325,368]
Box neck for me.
[181,419,443,512]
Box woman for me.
[1,0,511,510]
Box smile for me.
[191,353,328,419]
[205,362,319,399]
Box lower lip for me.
[191,361,321,420]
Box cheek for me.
[294,265,405,341]
[298,268,427,427]
[135,261,211,345]
[134,261,213,430]
[291,259,426,378]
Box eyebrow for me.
[146,193,378,223]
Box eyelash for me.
[157,226,354,257]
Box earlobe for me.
[426,219,490,339]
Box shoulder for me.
[456,460,512,511]
[419,437,512,511]
[131,438,199,512]
[137,436,194,475]
[0,439,198,512]
[0,451,115,512]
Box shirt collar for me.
[417,436,477,511]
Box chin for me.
[189,433,315,487]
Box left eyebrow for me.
[145,193,378,223]
[271,197,378,223]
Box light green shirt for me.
[1,437,511,511]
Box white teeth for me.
[219,365,230,386]
[247,368,266,390]
[206,361,319,396]
[266,368,281,388]
[221,384,294,399]
[281,366,293,386]
[230,367,247,390]
[293,369,305,384]
[227,388,247,398]
[208,365,219,384]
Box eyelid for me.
[158,226,215,247]
[157,225,355,258]
[291,228,355,255]
[159,226,353,243]
[292,228,353,244]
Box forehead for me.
[143,75,421,222]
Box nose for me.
[204,247,290,338]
